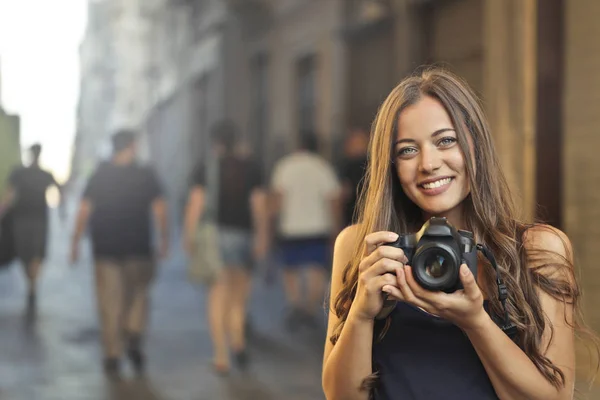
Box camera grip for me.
[462,248,478,280]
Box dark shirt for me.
[9,165,58,218]
[192,155,263,230]
[339,156,367,226]
[84,162,163,258]
[371,302,499,400]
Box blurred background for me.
[0,0,599,399]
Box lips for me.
[418,177,454,196]
[420,177,452,189]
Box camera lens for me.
[412,245,459,291]
[423,253,449,279]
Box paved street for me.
[0,212,325,400]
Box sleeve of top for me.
[146,168,164,200]
[270,161,286,192]
[190,163,206,187]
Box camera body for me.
[385,217,477,293]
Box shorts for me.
[279,236,330,269]
[218,227,252,269]
[13,216,48,265]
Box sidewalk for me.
[0,212,325,400]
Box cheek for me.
[396,162,415,188]
[447,150,467,174]
[449,152,472,192]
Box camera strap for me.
[476,244,518,341]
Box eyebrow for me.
[394,128,456,146]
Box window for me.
[296,54,317,134]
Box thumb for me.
[459,264,479,295]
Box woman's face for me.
[393,95,474,223]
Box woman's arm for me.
[250,188,269,259]
[322,226,374,400]
[183,186,205,254]
[464,226,575,400]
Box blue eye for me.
[438,137,457,147]
[397,147,417,157]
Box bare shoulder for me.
[330,224,363,289]
[327,224,363,319]
[333,224,363,265]
[522,224,573,262]
[522,224,576,289]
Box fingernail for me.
[461,264,470,276]
[382,287,390,294]
[388,232,399,240]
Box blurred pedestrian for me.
[70,130,169,377]
[183,121,269,374]
[270,131,341,329]
[0,143,64,310]
[339,127,369,226]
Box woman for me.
[322,68,597,399]
[184,121,269,374]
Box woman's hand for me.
[382,264,488,330]
[349,231,408,321]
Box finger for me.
[396,266,430,309]
[364,231,399,256]
[374,272,398,290]
[366,273,398,295]
[359,245,408,273]
[382,284,404,301]
[459,264,481,299]
[360,257,404,278]
[404,265,456,314]
[403,265,436,300]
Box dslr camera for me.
[385,217,477,293]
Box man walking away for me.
[70,130,169,378]
[0,143,64,310]
[271,132,342,329]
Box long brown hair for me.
[330,67,598,395]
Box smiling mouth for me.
[419,177,453,189]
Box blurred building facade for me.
[563,0,600,343]
[0,108,21,195]
[73,0,600,359]
[142,0,229,224]
[72,0,228,222]
[227,0,347,168]
[71,0,114,185]
[72,0,158,186]
[0,62,21,194]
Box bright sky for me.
[0,0,87,183]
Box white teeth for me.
[422,178,451,189]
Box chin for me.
[415,200,462,218]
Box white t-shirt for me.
[271,151,341,238]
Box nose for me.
[418,145,442,174]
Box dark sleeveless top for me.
[372,302,500,400]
